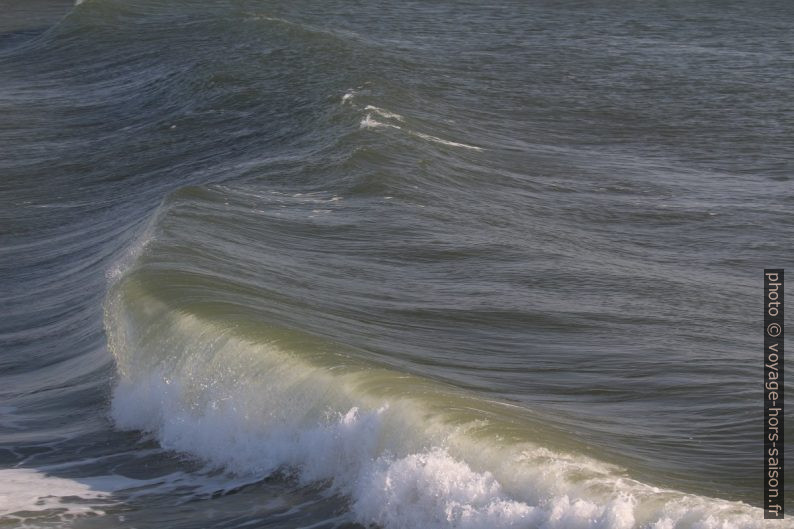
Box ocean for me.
[0,0,792,527]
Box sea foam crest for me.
[357,107,481,150]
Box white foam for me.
[364,105,405,121]
[113,372,537,528]
[412,130,483,151]
[341,90,356,104]
[360,113,400,130]
[353,449,534,528]
[0,468,112,518]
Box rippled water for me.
[1,1,792,527]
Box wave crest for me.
[105,275,779,529]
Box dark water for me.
[1,1,792,527]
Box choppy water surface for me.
[1,1,792,527]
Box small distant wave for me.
[411,130,483,151]
[361,114,483,151]
[244,12,370,50]
[359,113,400,130]
[364,105,405,121]
[359,110,482,151]
[345,87,482,151]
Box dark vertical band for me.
[765,269,784,519]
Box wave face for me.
[104,263,776,529]
[1,0,793,527]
